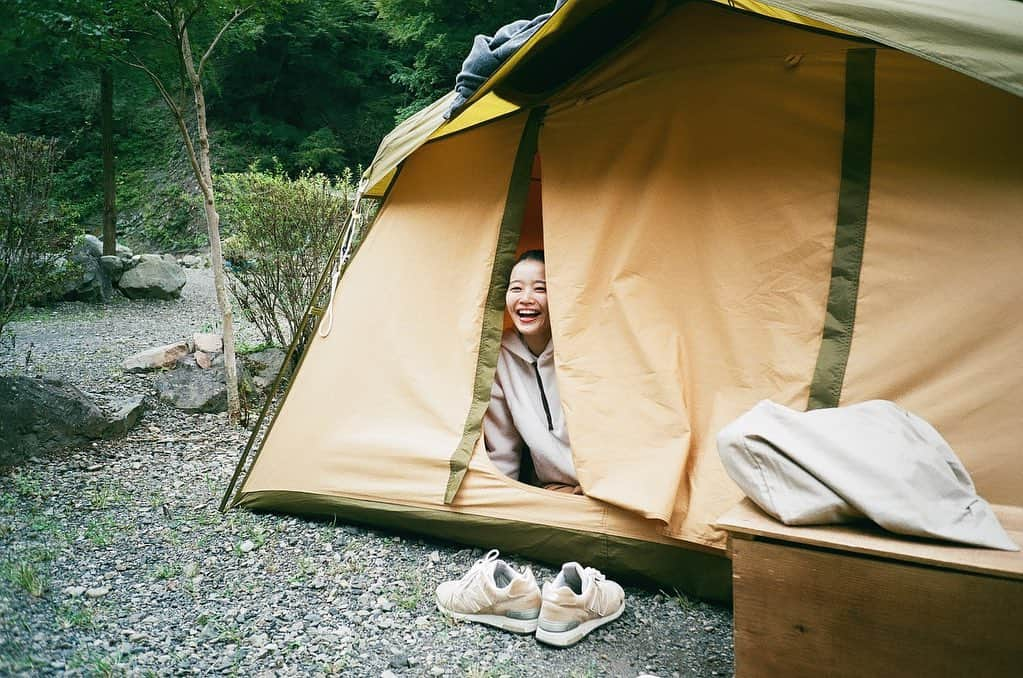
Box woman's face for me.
[506,259,551,351]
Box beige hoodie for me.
[483,329,578,486]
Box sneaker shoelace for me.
[456,549,501,585]
[451,549,502,610]
[580,566,613,614]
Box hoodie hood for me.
[503,330,553,364]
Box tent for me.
[222,0,1023,601]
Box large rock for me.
[99,255,125,283]
[122,341,190,373]
[101,395,146,437]
[61,238,113,302]
[82,234,104,257]
[155,360,253,413]
[116,244,134,269]
[192,333,223,353]
[242,348,287,391]
[0,375,144,465]
[155,363,225,412]
[118,254,186,300]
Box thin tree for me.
[100,67,116,256]
[112,1,289,421]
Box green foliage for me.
[87,483,130,510]
[215,0,404,173]
[219,166,355,345]
[1,559,48,597]
[152,563,180,581]
[3,0,555,251]
[56,601,96,629]
[235,339,276,355]
[0,132,78,335]
[83,516,118,547]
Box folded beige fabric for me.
[717,399,1018,551]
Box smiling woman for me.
[484,249,582,494]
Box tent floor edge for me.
[235,489,732,603]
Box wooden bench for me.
[716,499,1023,678]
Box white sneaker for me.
[535,562,625,647]
[435,550,541,634]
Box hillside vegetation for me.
[1,0,548,251]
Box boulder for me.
[82,234,103,258]
[61,239,113,303]
[0,374,144,465]
[116,243,133,258]
[101,395,146,438]
[154,361,250,413]
[118,254,186,300]
[242,347,287,391]
[122,341,190,372]
[180,254,202,268]
[192,332,223,353]
[99,255,125,283]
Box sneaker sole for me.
[436,602,539,634]
[534,600,626,647]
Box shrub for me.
[0,132,77,337]
[219,167,356,346]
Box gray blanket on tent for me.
[717,399,1018,551]
[446,0,567,119]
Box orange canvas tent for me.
[224,0,1023,600]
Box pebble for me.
[239,539,256,553]
[64,586,87,597]
[85,586,110,599]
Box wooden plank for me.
[716,499,1023,580]
[731,538,1023,678]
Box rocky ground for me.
[0,268,734,677]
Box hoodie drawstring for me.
[532,361,554,431]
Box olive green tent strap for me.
[444,107,547,504]
[807,48,876,410]
[220,166,404,513]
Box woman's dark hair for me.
[516,249,544,264]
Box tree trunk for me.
[180,25,241,422]
[100,68,116,256]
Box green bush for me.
[219,166,355,346]
[0,132,78,337]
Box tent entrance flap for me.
[445,107,547,504]
[236,112,533,509]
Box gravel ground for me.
[0,267,734,677]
